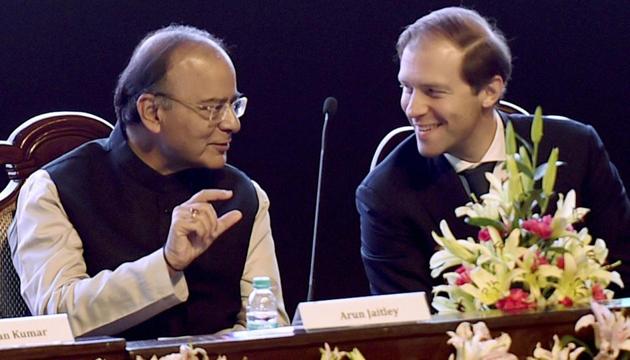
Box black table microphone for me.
[306,97,338,302]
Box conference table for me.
[2,299,627,359]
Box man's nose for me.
[404,91,429,119]
[219,107,241,133]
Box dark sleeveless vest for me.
[44,124,257,340]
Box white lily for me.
[496,229,526,268]
[430,249,465,278]
[553,190,589,224]
[575,301,630,359]
[527,335,585,360]
[447,322,517,360]
[432,294,461,314]
[455,200,501,221]
[592,238,610,264]
[460,266,512,306]
[544,253,591,306]
[432,285,479,313]
[431,220,481,264]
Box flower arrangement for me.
[130,302,630,360]
[429,107,623,313]
[446,302,630,360]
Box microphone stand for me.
[307,97,336,302]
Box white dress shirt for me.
[444,112,507,194]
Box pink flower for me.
[478,228,492,242]
[592,284,607,301]
[522,215,553,239]
[531,251,550,272]
[496,289,535,312]
[455,265,472,286]
[559,297,574,308]
[556,256,565,269]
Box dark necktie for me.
[461,162,496,196]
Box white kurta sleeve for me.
[8,170,189,337]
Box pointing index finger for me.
[189,189,234,203]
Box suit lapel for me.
[419,156,477,239]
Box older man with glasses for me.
[9,25,288,340]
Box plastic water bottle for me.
[246,276,279,330]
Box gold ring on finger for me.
[190,208,200,219]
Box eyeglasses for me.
[153,92,248,123]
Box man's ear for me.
[479,75,505,109]
[136,93,161,134]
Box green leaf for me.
[515,132,533,154]
[514,154,535,180]
[540,196,551,215]
[523,188,543,209]
[531,106,543,144]
[465,217,506,231]
[559,335,595,357]
[515,161,534,180]
[542,148,559,195]
[505,121,517,155]
[547,246,568,254]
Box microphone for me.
[307,97,337,302]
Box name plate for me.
[0,314,74,348]
[293,292,430,330]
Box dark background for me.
[1,1,628,320]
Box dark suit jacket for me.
[356,112,630,298]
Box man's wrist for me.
[162,246,185,272]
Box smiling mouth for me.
[415,123,442,132]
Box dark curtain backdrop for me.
[1,1,628,319]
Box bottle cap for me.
[252,276,272,289]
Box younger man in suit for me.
[356,7,630,297]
